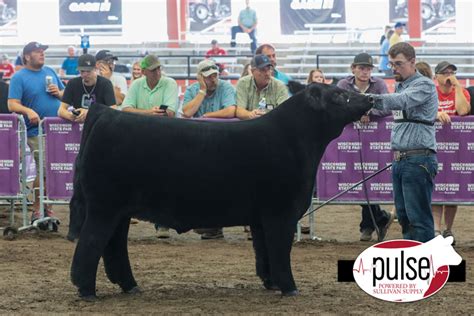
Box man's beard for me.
[394,73,403,82]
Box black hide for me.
[68,83,373,299]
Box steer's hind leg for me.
[262,216,298,296]
[251,224,278,291]
[103,217,139,294]
[71,213,118,299]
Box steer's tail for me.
[67,104,108,241]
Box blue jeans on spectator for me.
[359,204,389,232]
[392,153,438,242]
[230,25,257,53]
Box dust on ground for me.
[0,204,473,314]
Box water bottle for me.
[257,97,267,114]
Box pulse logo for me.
[353,236,462,302]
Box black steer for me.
[68,83,373,299]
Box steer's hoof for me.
[79,294,98,302]
[281,289,299,297]
[263,279,279,291]
[124,286,142,295]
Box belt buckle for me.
[394,151,405,161]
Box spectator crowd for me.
[0,22,473,244]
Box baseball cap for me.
[23,42,48,55]
[352,53,374,67]
[95,49,118,62]
[394,22,406,29]
[251,54,272,69]
[77,54,96,71]
[435,61,457,74]
[140,54,161,71]
[197,59,219,77]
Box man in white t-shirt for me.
[95,50,128,105]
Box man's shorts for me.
[27,136,45,180]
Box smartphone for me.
[72,109,80,116]
[159,105,169,111]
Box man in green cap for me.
[122,54,178,238]
[122,54,178,117]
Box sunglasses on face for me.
[388,60,411,69]
[201,65,218,72]
[437,71,456,76]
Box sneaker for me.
[360,229,373,241]
[30,209,41,224]
[156,227,170,239]
[378,210,395,241]
[201,229,224,240]
[442,229,456,246]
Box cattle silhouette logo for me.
[353,236,462,302]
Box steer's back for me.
[74,105,306,232]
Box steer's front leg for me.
[71,213,118,300]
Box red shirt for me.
[205,48,227,57]
[436,86,471,116]
[0,63,15,79]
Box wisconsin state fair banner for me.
[0,115,20,196]
[44,118,82,200]
[280,0,346,35]
[316,116,474,203]
[59,0,122,35]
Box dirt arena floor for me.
[0,204,473,314]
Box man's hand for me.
[27,109,40,125]
[47,84,61,98]
[359,115,370,124]
[247,109,264,119]
[437,111,451,125]
[148,106,168,116]
[197,73,207,91]
[447,75,460,87]
[98,63,112,79]
[73,108,88,123]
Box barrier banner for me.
[280,0,346,35]
[44,118,82,200]
[317,116,474,203]
[0,114,19,195]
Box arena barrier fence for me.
[309,115,474,239]
[32,115,474,241]
[0,114,29,231]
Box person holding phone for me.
[182,59,236,119]
[58,54,116,123]
[121,54,178,118]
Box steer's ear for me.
[287,80,307,95]
[305,83,323,105]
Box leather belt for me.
[393,149,435,161]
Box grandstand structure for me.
[2,41,474,83]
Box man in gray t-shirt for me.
[369,42,438,242]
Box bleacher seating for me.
[2,42,474,82]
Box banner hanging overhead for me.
[0,0,17,37]
[59,0,122,35]
[280,0,346,35]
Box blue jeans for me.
[230,25,257,53]
[392,153,438,242]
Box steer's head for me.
[302,83,374,139]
